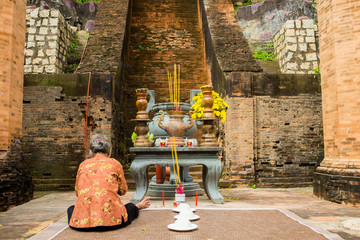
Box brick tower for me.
[0,0,33,210]
[313,0,360,205]
[0,0,26,150]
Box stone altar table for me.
[129,147,224,204]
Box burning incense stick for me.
[167,64,181,108]
[177,65,181,104]
[168,72,173,102]
[174,64,177,107]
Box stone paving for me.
[0,188,359,240]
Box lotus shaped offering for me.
[172,203,195,213]
[175,209,200,221]
[167,217,198,232]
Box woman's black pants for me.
[67,203,139,231]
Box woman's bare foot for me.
[136,197,151,210]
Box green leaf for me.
[253,46,276,61]
[0,224,2,227]
[147,133,154,141]
[131,132,137,143]
[142,228,147,231]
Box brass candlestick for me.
[132,88,151,147]
[199,85,217,147]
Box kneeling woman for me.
[68,134,150,230]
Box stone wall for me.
[24,8,76,74]
[22,74,113,190]
[273,20,319,74]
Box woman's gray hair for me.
[89,134,112,156]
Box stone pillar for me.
[313,0,360,205]
[0,0,26,151]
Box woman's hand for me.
[136,197,151,210]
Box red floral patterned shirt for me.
[70,156,128,228]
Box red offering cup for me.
[187,141,192,147]
[160,142,166,147]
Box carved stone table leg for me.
[130,161,149,204]
[202,161,224,203]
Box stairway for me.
[124,0,210,121]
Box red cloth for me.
[69,156,128,228]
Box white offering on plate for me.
[172,203,195,213]
[168,217,198,231]
[174,208,200,221]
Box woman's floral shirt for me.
[69,156,128,228]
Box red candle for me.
[162,191,165,207]
[195,192,198,206]
[160,141,166,147]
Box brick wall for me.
[224,97,255,185]
[125,0,210,103]
[0,0,26,151]
[0,139,34,211]
[224,73,323,187]
[255,96,323,187]
[22,74,113,190]
[273,20,319,74]
[24,8,76,74]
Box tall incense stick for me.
[170,141,178,185]
[174,64,177,106]
[167,64,181,107]
[168,71,173,102]
[178,65,180,105]
[173,138,181,184]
